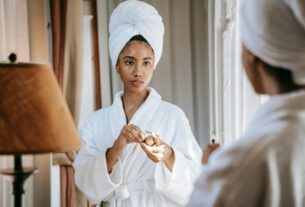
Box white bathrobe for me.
[187,90,305,207]
[74,88,202,207]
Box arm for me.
[153,112,203,205]
[187,142,265,207]
[73,117,123,204]
[106,124,143,173]
[106,138,124,173]
[163,145,175,171]
[201,142,221,164]
[74,122,143,204]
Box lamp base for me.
[0,156,38,207]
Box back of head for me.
[240,0,305,85]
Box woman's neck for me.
[121,89,149,123]
[263,76,305,95]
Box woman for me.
[74,1,202,207]
[187,0,305,206]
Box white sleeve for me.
[154,112,203,205]
[186,144,265,207]
[73,117,123,204]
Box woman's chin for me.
[126,86,147,94]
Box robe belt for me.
[104,180,154,201]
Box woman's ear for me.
[116,65,119,73]
[244,47,256,66]
[242,45,265,93]
[242,45,260,72]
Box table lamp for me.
[0,54,81,207]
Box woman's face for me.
[117,40,155,93]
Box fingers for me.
[142,133,162,146]
[201,143,221,164]
[140,143,163,163]
[209,143,220,151]
[140,142,150,154]
[143,135,155,146]
[153,134,161,146]
[120,124,143,143]
[128,124,144,141]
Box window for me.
[209,0,265,145]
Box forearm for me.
[106,138,125,173]
[163,146,175,171]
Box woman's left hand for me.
[140,135,175,170]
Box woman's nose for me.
[134,64,143,77]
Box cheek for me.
[145,69,154,81]
[242,51,254,80]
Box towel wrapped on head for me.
[240,0,305,84]
[109,0,164,69]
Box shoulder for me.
[210,120,303,174]
[158,100,186,117]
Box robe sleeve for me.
[154,110,202,205]
[73,116,123,204]
[186,142,265,207]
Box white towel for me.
[240,0,305,84]
[109,0,164,69]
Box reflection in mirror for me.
[74,0,210,206]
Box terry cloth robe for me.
[74,88,202,207]
[187,90,305,207]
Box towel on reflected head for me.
[240,0,305,84]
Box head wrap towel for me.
[240,0,305,84]
[109,0,164,68]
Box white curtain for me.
[0,0,29,62]
[0,0,6,60]
[78,15,96,128]
[0,0,32,206]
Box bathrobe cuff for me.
[154,147,191,205]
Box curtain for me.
[0,1,32,206]
[49,0,85,206]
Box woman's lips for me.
[131,80,144,87]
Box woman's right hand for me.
[115,124,144,149]
[201,141,220,164]
[106,124,143,173]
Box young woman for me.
[74,1,202,207]
[188,0,305,206]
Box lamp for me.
[0,56,81,207]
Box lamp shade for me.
[0,63,81,154]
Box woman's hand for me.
[201,140,220,164]
[140,135,175,171]
[106,124,143,173]
[116,124,144,148]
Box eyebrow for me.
[122,56,152,60]
[122,56,135,59]
[143,57,152,60]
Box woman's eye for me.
[125,60,133,65]
[143,61,151,67]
